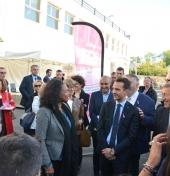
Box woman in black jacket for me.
[139,76,157,104]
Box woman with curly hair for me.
[36,79,78,176]
[71,75,89,127]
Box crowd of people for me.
[0,65,170,176]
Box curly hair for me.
[40,79,63,109]
[71,75,85,88]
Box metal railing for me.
[75,0,130,39]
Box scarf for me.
[52,103,78,176]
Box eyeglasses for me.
[165,79,170,83]
[0,72,7,75]
[34,85,41,87]
[68,86,75,89]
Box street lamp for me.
[0,38,3,42]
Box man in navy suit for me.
[19,65,41,110]
[97,78,139,175]
[126,74,155,176]
[43,69,52,83]
[89,76,113,176]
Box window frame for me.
[64,12,74,35]
[105,35,109,49]
[117,41,120,53]
[25,0,41,23]
[112,38,115,51]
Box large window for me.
[112,38,115,51]
[64,13,73,35]
[105,35,109,49]
[25,0,40,22]
[46,4,59,30]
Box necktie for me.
[109,104,121,147]
[34,77,37,81]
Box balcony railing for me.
[75,0,130,39]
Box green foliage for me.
[129,69,135,74]
[162,50,170,66]
[137,60,168,76]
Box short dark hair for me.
[116,67,124,73]
[111,72,116,75]
[46,69,52,73]
[0,132,41,176]
[56,69,62,73]
[31,65,38,69]
[71,75,85,88]
[40,79,63,109]
[0,67,5,70]
[0,78,7,92]
[115,77,130,90]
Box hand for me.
[137,108,144,120]
[45,167,54,176]
[147,133,167,167]
[102,148,116,160]
[0,123,2,133]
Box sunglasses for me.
[34,85,41,87]
[0,72,7,75]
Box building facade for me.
[0,0,130,77]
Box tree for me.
[130,56,142,75]
[144,52,156,63]
[162,50,170,66]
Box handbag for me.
[79,125,91,147]
[20,107,35,129]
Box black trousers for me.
[129,154,140,176]
[92,131,100,175]
[41,160,62,176]
[77,135,83,168]
[100,154,129,176]
[24,128,35,137]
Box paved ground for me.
[12,87,162,176]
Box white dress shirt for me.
[127,91,139,105]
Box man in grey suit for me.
[19,65,41,110]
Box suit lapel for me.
[163,108,169,132]
[107,91,113,101]
[99,91,103,104]
[134,92,142,107]
[118,101,130,128]
[52,114,64,135]
[107,101,116,134]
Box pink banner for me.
[72,22,104,93]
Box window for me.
[112,38,115,51]
[24,0,40,23]
[122,43,124,54]
[126,46,128,56]
[64,13,73,35]
[46,4,59,30]
[105,35,109,49]
[117,41,120,53]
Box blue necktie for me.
[109,104,121,147]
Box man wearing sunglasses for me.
[19,65,41,111]
[0,67,8,87]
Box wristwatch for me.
[110,148,115,156]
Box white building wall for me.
[0,0,130,76]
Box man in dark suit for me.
[126,74,155,176]
[97,78,139,175]
[153,83,170,163]
[89,76,114,176]
[19,65,41,110]
[110,72,116,90]
[43,69,52,83]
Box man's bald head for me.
[100,76,111,94]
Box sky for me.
[85,0,170,56]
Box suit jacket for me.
[19,75,41,108]
[79,89,89,127]
[36,107,64,166]
[132,92,155,154]
[89,90,113,136]
[153,107,169,160]
[43,75,51,83]
[97,100,139,162]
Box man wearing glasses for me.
[0,67,8,86]
[19,65,41,111]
